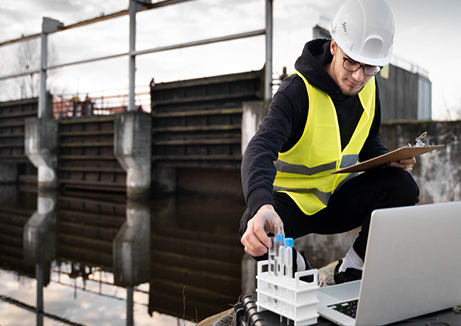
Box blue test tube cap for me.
[284,237,294,247]
[275,233,284,242]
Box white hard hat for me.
[330,0,395,66]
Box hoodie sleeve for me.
[241,75,308,216]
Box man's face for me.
[327,41,374,96]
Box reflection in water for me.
[0,186,246,325]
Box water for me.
[0,185,246,326]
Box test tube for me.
[268,236,276,276]
[285,237,294,279]
[267,236,275,304]
[275,224,285,242]
[278,245,286,277]
[274,224,284,276]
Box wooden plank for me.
[153,138,240,146]
[0,111,38,119]
[0,121,27,127]
[58,166,124,173]
[59,142,113,148]
[152,124,240,133]
[0,133,25,138]
[58,179,126,187]
[151,69,262,90]
[58,130,114,137]
[59,155,116,160]
[151,107,242,118]
[152,154,241,161]
[58,116,114,124]
[152,92,256,106]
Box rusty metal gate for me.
[0,98,39,185]
[56,192,126,268]
[0,190,36,275]
[150,69,264,170]
[57,116,126,192]
[1,68,265,194]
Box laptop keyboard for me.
[328,299,358,319]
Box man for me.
[239,0,419,283]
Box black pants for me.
[239,167,420,260]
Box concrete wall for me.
[380,120,461,204]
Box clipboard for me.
[330,145,444,174]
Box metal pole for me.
[128,0,137,112]
[126,287,134,326]
[0,29,264,81]
[265,0,273,102]
[38,27,48,119]
[0,1,194,48]
[38,18,63,118]
[36,263,44,326]
[134,29,265,56]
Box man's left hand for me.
[388,157,416,173]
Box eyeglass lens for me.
[343,59,381,76]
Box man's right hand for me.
[240,204,284,257]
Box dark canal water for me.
[0,185,246,325]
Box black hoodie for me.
[241,39,389,216]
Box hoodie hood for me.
[294,39,350,102]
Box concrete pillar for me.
[25,117,58,190]
[23,191,56,324]
[23,191,57,264]
[114,111,152,200]
[113,199,150,287]
[241,101,268,155]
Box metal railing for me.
[52,88,151,118]
[0,0,273,118]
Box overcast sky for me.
[1,0,460,119]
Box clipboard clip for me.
[407,131,428,147]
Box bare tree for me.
[0,47,18,101]
[439,94,461,121]
[0,49,7,98]
[15,40,40,98]
[445,105,461,121]
[13,39,59,99]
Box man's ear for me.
[330,39,337,56]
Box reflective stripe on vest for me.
[273,71,376,215]
[273,171,359,205]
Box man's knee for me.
[382,168,420,205]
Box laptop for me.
[317,201,461,326]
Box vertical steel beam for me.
[38,31,47,119]
[39,18,63,118]
[128,0,137,112]
[36,263,44,313]
[265,0,273,102]
[126,287,134,326]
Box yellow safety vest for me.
[273,71,376,215]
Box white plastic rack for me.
[256,260,319,326]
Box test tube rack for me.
[256,260,319,326]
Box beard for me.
[338,79,365,96]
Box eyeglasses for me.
[341,55,383,77]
